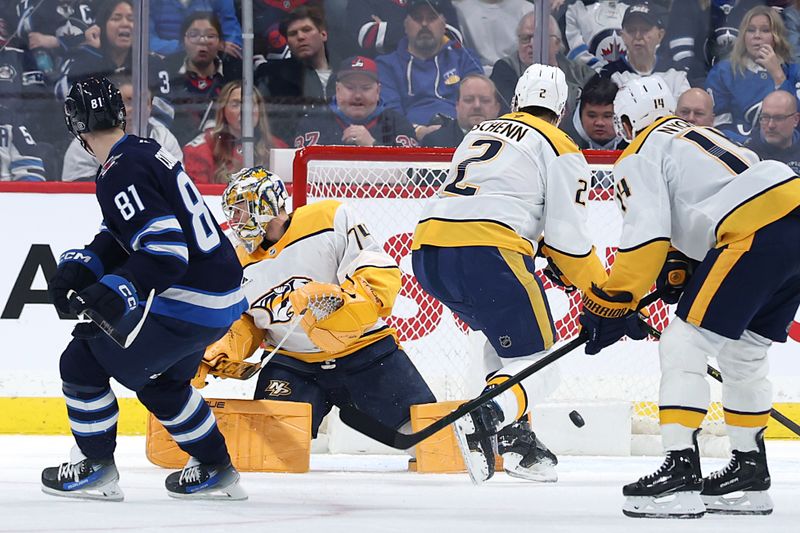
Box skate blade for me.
[41,481,124,502]
[452,417,490,486]
[502,453,557,483]
[168,479,248,501]
[622,492,705,519]
[702,491,773,515]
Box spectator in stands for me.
[452,0,534,70]
[706,5,800,142]
[562,75,627,150]
[376,0,482,139]
[675,87,715,127]
[0,104,46,182]
[784,0,800,64]
[492,11,594,116]
[346,0,461,58]
[255,5,336,143]
[183,81,286,184]
[61,1,170,109]
[599,2,690,101]
[61,74,183,182]
[422,73,500,147]
[664,1,760,87]
[149,0,243,57]
[162,12,243,146]
[294,55,417,147]
[745,90,800,173]
[16,0,95,78]
[565,0,628,72]
[249,0,320,60]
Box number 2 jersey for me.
[86,134,248,328]
[412,111,607,293]
[603,116,800,305]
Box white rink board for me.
[1,191,799,403]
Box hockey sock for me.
[726,425,763,453]
[661,423,698,451]
[63,382,119,459]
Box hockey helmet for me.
[64,76,126,139]
[613,76,675,142]
[222,166,289,252]
[512,64,568,120]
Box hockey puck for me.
[569,410,585,428]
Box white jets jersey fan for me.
[414,64,601,288]
[565,0,628,71]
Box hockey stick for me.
[338,291,664,450]
[639,321,800,438]
[68,288,156,349]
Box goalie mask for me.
[613,76,675,142]
[511,64,568,121]
[222,166,289,252]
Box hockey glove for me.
[580,284,647,355]
[656,250,699,305]
[48,249,104,315]
[69,275,140,339]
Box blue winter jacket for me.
[149,0,243,56]
[376,37,482,126]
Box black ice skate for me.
[622,430,704,519]
[701,428,773,515]
[41,446,123,502]
[165,457,247,500]
[453,400,504,485]
[498,418,558,482]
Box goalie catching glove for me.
[192,315,266,388]
[580,284,648,355]
[656,249,698,305]
[289,276,381,354]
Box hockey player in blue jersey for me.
[42,76,249,501]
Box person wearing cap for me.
[293,55,418,147]
[376,0,482,139]
[422,73,501,147]
[598,2,689,102]
[345,0,462,58]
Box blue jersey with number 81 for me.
[92,134,247,328]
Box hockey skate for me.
[165,457,247,500]
[498,419,558,482]
[41,446,123,502]
[701,428,773,515]
[622,431,705,519]
[453,400,504,485]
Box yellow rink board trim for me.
[2,398,799,440]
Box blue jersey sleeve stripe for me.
[150,294,249,328]
[130,216,183,250]
[158,285,247,309]
[142,242,189,263]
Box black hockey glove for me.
[47,249,104,315]
[656,250,699,305]
[69,275,140,339]
[580,284,647,355]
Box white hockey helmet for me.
[613,75,676,142]
[512,63,568,120]
[222,166,289,252]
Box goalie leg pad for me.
[146,398,312,473]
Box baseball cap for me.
[407,0,444,14]
[337,56,379,81]
[622,2,664,29]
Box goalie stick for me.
[639,322,800,438]
[67,288,156,349]
[337,290,663,450]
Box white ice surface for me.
[2,435,799,533]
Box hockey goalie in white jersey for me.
[412,64,609,483]
[580,76,800,518]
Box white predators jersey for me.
[606,115,800,301]
[236,200,401,363]
[413,112,607,292]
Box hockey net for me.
[292,146,726,453]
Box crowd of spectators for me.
[3,0,800,183]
